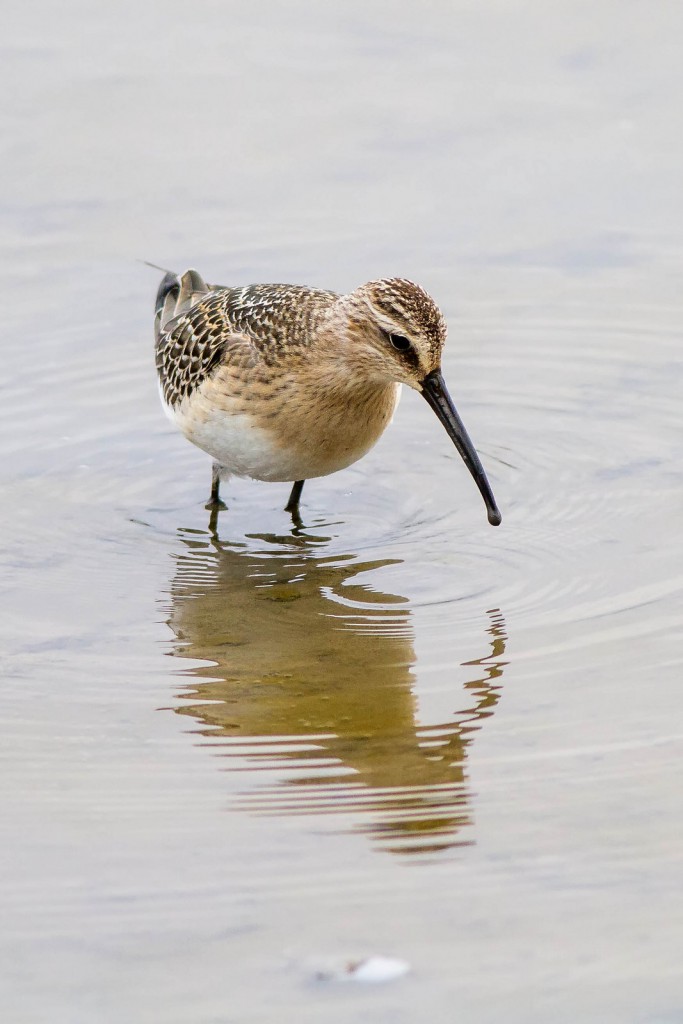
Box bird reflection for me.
[165,522,508,855]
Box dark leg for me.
[285,480,305,513]
[205,462,227,511]
[207,503,220,536]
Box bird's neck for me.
[309,311,394,402]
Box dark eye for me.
[389,333,411,352]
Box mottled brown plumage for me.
[155,280,337,408]
[153,268,501,525]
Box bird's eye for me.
[389,334,411,352]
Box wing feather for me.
[155,292,257,408]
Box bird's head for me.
[343,277,447,389]
[336,278,502,526]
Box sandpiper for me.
[154,268,501,525]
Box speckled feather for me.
[150,267,502,526]
[360,277,446,344]
[151,267,502,524]
[152,268,460,486]
[155,280,338,409]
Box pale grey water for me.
[2,2,683,1021]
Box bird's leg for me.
[285,480,305,514]
[205,462,227,512]
[207,503,220,536]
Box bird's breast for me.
[167,372,401,482]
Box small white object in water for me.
[312,954,411,984]
[348,955,411,983]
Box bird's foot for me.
[204,498,227,512]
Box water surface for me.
[2,3,683,1022]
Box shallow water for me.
[3,2,683,1021]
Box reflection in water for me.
[166,523,508,855]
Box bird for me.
[153,267,501,526]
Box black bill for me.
[421,370,502,526]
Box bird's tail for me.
[154,267,210,336]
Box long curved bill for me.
[421,370,502,526]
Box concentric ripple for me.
[153,307,683,853]
[5,294,680,857]
[166,523,509,855]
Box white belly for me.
[163,399,291,480]
[161,382,401,482]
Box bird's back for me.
[154,269,338,410]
